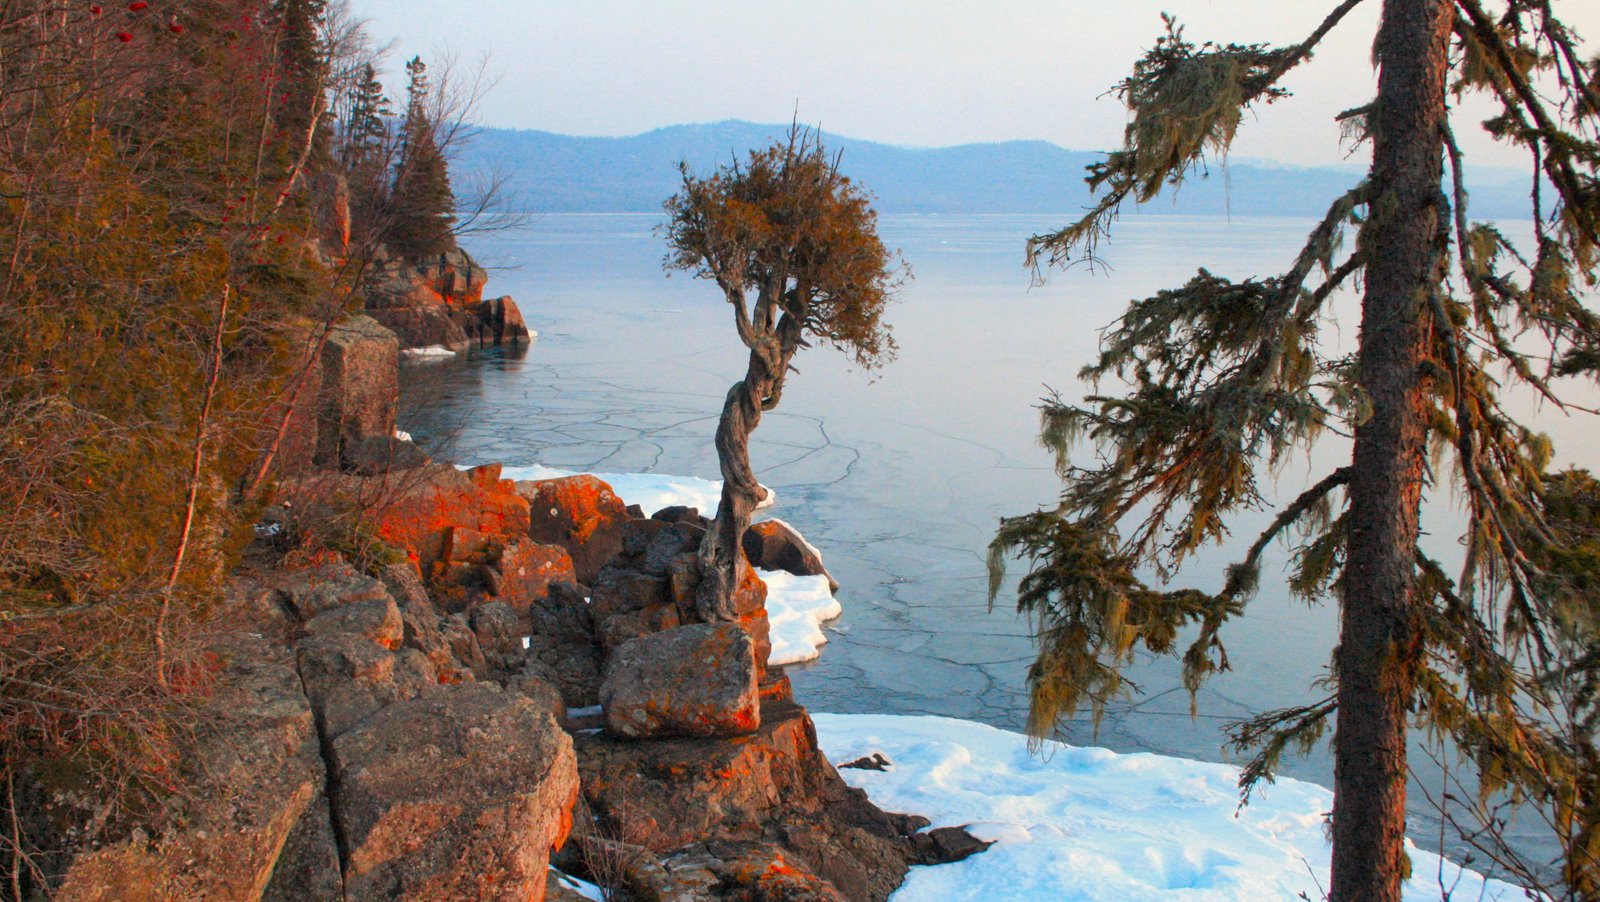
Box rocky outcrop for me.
[315,462,531,582]
[600,623,760,740]
[479,295,532,344]
[744,518,839,593]
[574,690,925,902]
[50,534,585,902]
[368,247,489,310]
[52,634,325,902]
[366,304,469,352]
[364,247,531,351]
[270,313,421,478]
[49,447,981,902]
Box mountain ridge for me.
[454,119,1533,219]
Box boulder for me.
[296,630,437,739]
[519,474,637,584]
[378,563,475,684]
[624,518,705,577]
[733,563,772,671]
[660,841,846,902]
[600,623,759,739]
[469,599,526,678]
[315,315,399,469]
[440,612,490,680]
[475,295,531,345]
[345,434,430,475]
[330,682,579,901]
[302,594,403,650]
[443,524,499,565]
[269,558,389,620]
[496,539,577,611]
[652,505,710,528]
[506,670,568,725]
[744,519,839,593]
[591,566,669,625]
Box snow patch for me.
[400,345,456,358]
[759,569,841,666]
[812,714,1532,902]
[547,867,605,900]
[393,428,413,442]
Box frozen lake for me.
[399,212,1593,877]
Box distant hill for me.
[453,120,1534,219]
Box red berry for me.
[91,5,101,13]
[116,30,132,42]
[168,22,182,33]
[128,1,148,10]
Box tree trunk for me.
[697,341,782,621]
[1331,1,1451,899]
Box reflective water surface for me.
[401,213,1595,877]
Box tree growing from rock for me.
[662,127,905,621]
[989,2,1600,899]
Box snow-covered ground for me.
[759,569,840,665]
[813,714,1531,902]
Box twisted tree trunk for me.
[1331,0,1451,898]
[697,314,800,621]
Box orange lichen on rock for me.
[520,474,636,583]
[364,464,532,577]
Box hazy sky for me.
[350,1,1600,168]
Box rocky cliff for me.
[363,246,532,352]
[32,320,982,901]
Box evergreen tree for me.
[989,2,1600,898]
[272,0,332,171]
[341,63,390,167]
[387,55,456,258]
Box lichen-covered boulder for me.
[519,474,637,583]
[330,682,579,901]
[600,623,759,739]
[358,463,532,577]
[496,539,577,611]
